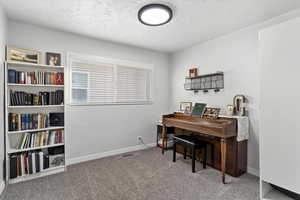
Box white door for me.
[259,17,300,194]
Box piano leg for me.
[162,125,167,154]
[221,138,227,184]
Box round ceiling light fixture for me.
[138,3,173,26]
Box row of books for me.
[10,90,64,106]
[9,113,49,131]
[17,130,64,150]
[8,69,64,85]
[10,151,50,179]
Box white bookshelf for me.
[8,126,64,134]
[4,61,66,184]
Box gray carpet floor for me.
[0,147,259,200]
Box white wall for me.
[7,20,170,163]
[169,9,300,173]
[170,26,260,173]
[0,3,6,189]
[259,16,300,194]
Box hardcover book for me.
[8,69,16,83]
[10,155,17,179]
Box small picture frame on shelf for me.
[46,52,61,66]
[6,46,41,64]
[49,154,65,168]
[189,68,198,78]
[179,102,192,113]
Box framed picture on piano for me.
[203,107,220,119]
[179,102,192,113]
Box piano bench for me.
[172,135,207,173]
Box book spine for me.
[35,152,40,173]
[28,153,33,174]
[24,153,28,174]
[43,154,49,170]
[39,152,44,172]
[32,152,36,174]
[20,72,25,84]
[8,69,17,83]
[10,155,17,179]
[12,113,17,131]
[20,154,25,176]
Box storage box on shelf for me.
[5,61,66,184]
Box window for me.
[71,71,88,104]
[116,66,151,103]
[69,54,152,105]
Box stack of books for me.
[10,90,64,106]
[17,130,64,149]
[10,151,50,179]
[8,113,49,131]
[8,69,64,85]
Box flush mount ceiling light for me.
[138,4,173,26]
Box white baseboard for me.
[248,166,260,177]
[67,143,156,165]
[0,181,5,198]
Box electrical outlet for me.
[137,136,142,143]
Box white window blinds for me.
[70,57,152,105]
[116,66,151,103]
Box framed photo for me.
[189,68,198,78]
[225,104,234,116]
[6,46,41,64]
[49,154,65,168]
[46,52,61,66]
[180,102,192,112]
[203,107,221,119]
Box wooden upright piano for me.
[161,113,247,184]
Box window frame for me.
[68,52,154,106]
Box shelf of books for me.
[5,61,66,184]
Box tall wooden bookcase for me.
[4,61,66,184]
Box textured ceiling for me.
[1,0,300,52]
